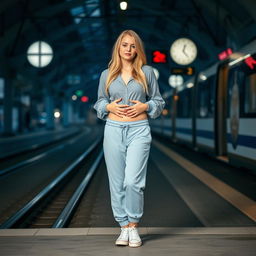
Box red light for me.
[227,48,233,55]
[153,51,167,63]
[81,96,89,102]
[218,52,228,60]
[218,48,233,60]
[244,56,256,70]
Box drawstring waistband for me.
[121,126,128,143]
[105,119,149,143]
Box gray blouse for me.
[93,65,166,121]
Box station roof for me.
[0,0,255,102]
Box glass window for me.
[227,54,256,117]
[177,89,192,118]
[244,73,256,114]
[196,76,215,118]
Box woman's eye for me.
[122,44,135,48]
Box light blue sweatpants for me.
[103,118,152,227]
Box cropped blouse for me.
[93,65,166,121]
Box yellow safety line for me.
[153,139,256,222]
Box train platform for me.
[0,127,255,255]
[0,227,256,255]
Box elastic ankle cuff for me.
[128,217,140,223]
[119,220,129,227]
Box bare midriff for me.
[108,112,148,122]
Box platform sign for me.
[152,50,167,63]
[171,67,194,75]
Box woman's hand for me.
[106,98,129,118]
[125,100,148,118]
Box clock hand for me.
[182,44,188,57]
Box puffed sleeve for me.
[144,66,166,119]
[93,70,110,121]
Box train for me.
[151,39,256,173]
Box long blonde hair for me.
[105,30,148,96]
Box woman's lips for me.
[125,53,131,56]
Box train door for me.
[171,87,177,142]
[215,63,229,161]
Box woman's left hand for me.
[124,100,148,118]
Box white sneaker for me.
[128,226,142,247]
[115,227,129,246]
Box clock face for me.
[170,38,197,65]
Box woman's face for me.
[119,34,137,62]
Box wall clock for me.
[170,38,197,65]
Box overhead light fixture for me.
[187,82,194,88]
[168,75,183,88]
[120,1,128,10]
[27,41,53,68]
[72,95,77,101]
[228,54,251,67]
[54,111,61,118]
[199,74,207,81]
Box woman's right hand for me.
[106,98,129,118]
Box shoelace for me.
[119,228,129,240]
[129,227,140,241]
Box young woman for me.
[93,30,165,247]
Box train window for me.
[242,54,256,116]
[196,76,215,118]
[228,56,256,117]
[244,73,256,115]
[177,89,192,118]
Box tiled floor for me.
[0,228,255,256]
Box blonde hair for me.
[105,30,148,96]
